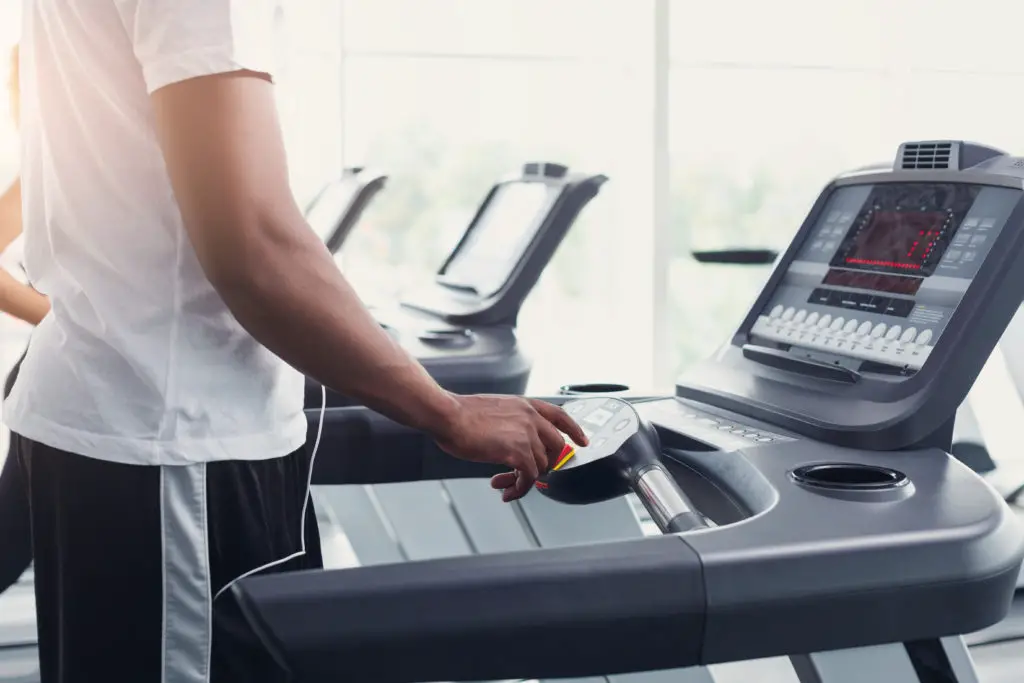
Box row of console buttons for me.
[768,306,933,345]
[679,410,776,443]
[753,314,933,370]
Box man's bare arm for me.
[150,72,461,437]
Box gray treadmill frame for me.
[247,393,1017,683]
[303,145,1024,683]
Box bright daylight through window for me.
[5,0,1024,389]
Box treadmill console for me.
[562,397,643,461]
[678,141,1024,449]
[307,180,357,241]
[750,182,1019,374]
[402,162,607,326]
[438,172,560,298]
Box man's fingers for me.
[510,443,539,481]
[493,469,530,502]
[491,471,518,490]
[498,470,532,502]
[536,420,568,459]
[502,483,525,502]
[505,471,533,502]
[530,432,549,474]
[531,400,589,446]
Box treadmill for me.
[308,162,608,565]
[304,166,388,255]
[235,140,1024,683]
[0,166,389,683]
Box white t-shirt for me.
[4,0,307,466]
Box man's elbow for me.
[191,214,303,305]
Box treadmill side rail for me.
[232,536,706,683]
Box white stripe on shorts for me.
[160,464,213,683]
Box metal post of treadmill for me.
[790,644,922,683]
[938,637,982,683]
[611,669,716,683]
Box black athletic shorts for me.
[11,434,323,683]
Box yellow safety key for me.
[552,443,576,471]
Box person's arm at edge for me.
[0,270,49,326]
[150,71,465,438]
[0,178,47,325]
[0,178,20,239]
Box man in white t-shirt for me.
[7,2,588,681]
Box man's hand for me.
[434,395,589,502]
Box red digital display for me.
[822,269,923,295]
[843,211,947,272]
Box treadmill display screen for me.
[441,182,556,297]
[830,184,978,276]
[307,180,358,243]
[748,181,1021,373]
[839,210,945,272]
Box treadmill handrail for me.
[233,492,1022,683]
[233,535,706,683]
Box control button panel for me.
[561,397,641,468]
[645,400,794,449]
[752,307,934,370]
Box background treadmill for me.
[304,166,388,255]
[236,140,1024,683]
[307,161,606,407]
[309,162,608,567]
[0,166,390,683]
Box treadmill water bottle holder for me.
[415,328,475,348]
[558,382,631,396]
[789,463,913,502]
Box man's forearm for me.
[211,220,461,438]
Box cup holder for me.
[558,383,631,396]
[417,329,475,348]
[790,463,909,491]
